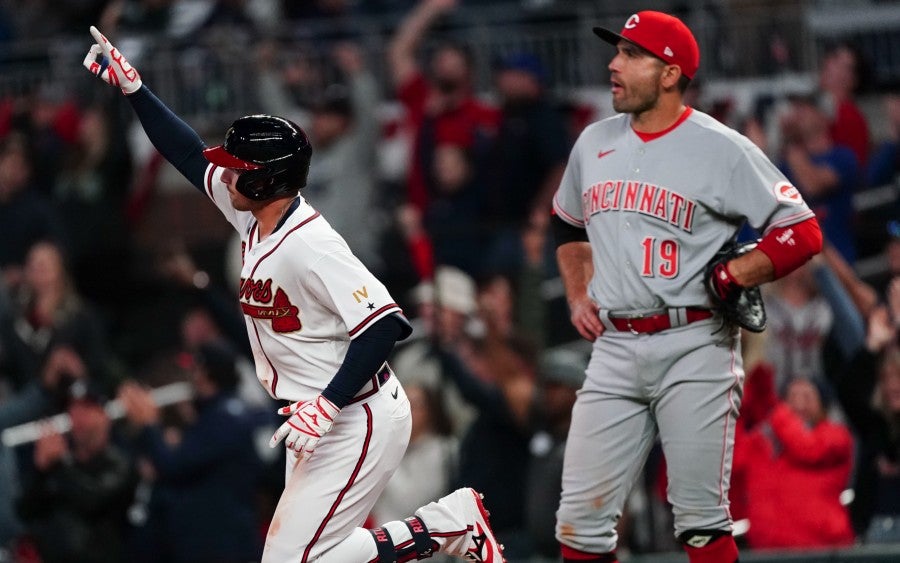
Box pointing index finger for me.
[89,26,110,52]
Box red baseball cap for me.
[593,11,700,79]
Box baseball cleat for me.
[455,488,506,563]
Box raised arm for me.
[83,26,208,191]
[387,0,457,88]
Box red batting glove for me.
[709,262,742,303]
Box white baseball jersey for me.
[553,107,815,313]
[203,164,403,402]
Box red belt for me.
[608,308,713,334]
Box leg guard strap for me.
[401,516,436,560]
[370,527,398,563]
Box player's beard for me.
[612,81,661,116]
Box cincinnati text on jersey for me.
[581,180,696,232]
[239,278,302,332]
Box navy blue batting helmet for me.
[203,114,312,201]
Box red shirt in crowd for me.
[732,390,855,549]
[397,72,500,211]
[830,97,870,167]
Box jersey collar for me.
[631,106,693,143]
[273,196,303,233]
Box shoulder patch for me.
[774,181,803,204]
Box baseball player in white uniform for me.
[83,27,504,563]
[550,11,823,563]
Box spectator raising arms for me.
[732,366,855,549]
[387,0,499,280]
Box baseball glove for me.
[704,240,767,333]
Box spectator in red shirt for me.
[819,42,871,167]
[387,0,499,280]
[733,368,855,550]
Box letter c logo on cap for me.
[625,14,640,29]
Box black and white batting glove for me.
[270,395,341,461]
[82,26,142,95]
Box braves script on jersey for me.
[553,108,814,313]
[204,164,402,402]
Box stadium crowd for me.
[0,0,898,561]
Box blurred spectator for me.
[835,336,900,543]
[421,141,489,276]
[255,40,387,271]
[282,0,355,22]
[53,106,134,308]
[435,333,538,558]
[156,242,249,351]
[877,223,900,296]
[733,369,855,549]
[370,382,458,561]
[779,96,859,263]
[1,240,115,393]
[484,51,569,275]
[725,0,804,77]
[391,265,479,436]
[867,93,900,188]
[0,437,20,553]
[387,0,499,277]
[196,0,256,30]
[524,348,586,559]
[16,379,138,563]
[253,39,324,125]
[818,42,871,167]
[0,136,64,287]
[763,263,833,393]
[6,86,80,196]
[0,344,92,552]
[303,43,386,272]
[803,243,900,541]
[280,0,362,41]
[101,0,174,34]
[476,272,518,343]
[118,339,265,563]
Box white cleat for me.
[455,488,506,563]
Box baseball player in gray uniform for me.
[83,26,504,563]
[550,11,823,563]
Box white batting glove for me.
[82,26,142,94]
[270,395,340,461]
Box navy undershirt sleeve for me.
[127,85,209,191]
[321,314,406,408]
[551,213,588,247]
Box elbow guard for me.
[757,217,823,279]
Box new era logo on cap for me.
[593,11,700,79]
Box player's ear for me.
[660,64,682,91]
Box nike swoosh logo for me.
[597,149,615,159]
[391,388,398,399]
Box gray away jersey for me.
[553,108,814,313]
